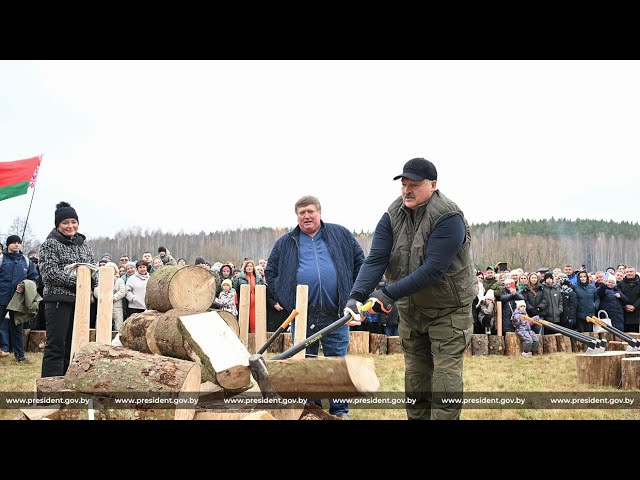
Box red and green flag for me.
[0,156,42,201]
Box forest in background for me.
[3,218,639,272]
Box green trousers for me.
[398,304,473,420]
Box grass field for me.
[2,352,639,420]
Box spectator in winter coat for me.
[157,246,177,266]
[539,272,563,324]
[125,260,150,315]
[618,266,640,333]
[233,260,264,333]
[511,300,539,357]
[477,289,496,335]
[559,279,577,329]
[574,270,599,332]
[213,279,238,317]
[521,272,545,334]
[93,262,126,331]
[596,274,629,331]
[499,279,525,334]
[40,202,96,377]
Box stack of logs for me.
[21,266,380,420]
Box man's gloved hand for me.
[367,289,394,314]
[344,298,363,326]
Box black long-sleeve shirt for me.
[350,211,466,303]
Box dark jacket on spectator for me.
[560,286,577,327]
[574,279,599,332]
[499,290,524,333]
[596,284,629,331]
[539,284,563,323]
[617,274,640,326]
[522,285,546,318]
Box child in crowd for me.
[477,289,496,335]
[511,299,539,357]
[214,279,238,317]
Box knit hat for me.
[5,234,21,246]
[544,272,554,281]
[54,201,78,227]
[484,289,495,300]
[561,279,573,288]
[194,256,206,265]
[102,253,111,259]
[515,300,526,309]
[221,279,232,288]
[158,246,167,254]
[125,261,136,269]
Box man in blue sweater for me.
[265,195,364,418]
[347,158,477,420]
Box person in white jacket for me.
[125,260,149,315]
[93,262,127,330]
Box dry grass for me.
[2,351,639,420]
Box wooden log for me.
[64,343,201,420]
[348,331,370,355]
[198,381,225,402]
[607,341,629,351]
[621,358,640,390]
[241,410,277,420]
[216,310,239,337]
[387,336,402,355]
[576,351,640,387]
[96,266,114,344]
[532,333,544,355]
[177,311,252,390]
[571,332,599,353]
[70,265,91,362]
[300,402,342,420]
[599,331,615,342]
[282,332,293,352]
[254,285,267,352]
[496,301,503,336]
[27,330,47,353]
[504,332,523,356]
[293,285,308,359]
[120,310,161,354]
[247,332,256,354]
[265,332,284,354]
[556,334,572,353]
[464,341,473,356]
[145,265,216,313]
[487,335,505,355]
[238,284,250,346]
[20,407,61,421]
[36,376,66,395]
[471,334,488,355]
[369,333,388,355]
[267,356,380,396]
[23,328,30,352]
[543,335,558,354]
[195,406,303,421]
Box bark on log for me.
[576,351,640,387]
[282,332,293,352]
[505,332,523,356]
[471,334,488,355]
[28,330,47,353]
[369,333,388,355]
[571,332,599,353]
[488,335,505,355]
[387,336,402,355]
[63,343,201,420]
[464,341,473,356]
[265,332,284,354]
[247,332,256,354]
[556,334,572,353]
[119,310,162,354]
[621,358,640,390]
[299,402,342,420]
[267,356,380,396]
[145,265,216,313]
[607,341,629,351]
[348,331,370,355]
[177,311,252,390]
[532,334,544,355]
[36,376,66,395]
[543,335,558,354]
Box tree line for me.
[3,217,638,272]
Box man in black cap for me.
[0,235,39,361]
[346,157,477,420]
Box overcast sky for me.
[1,60,639,242]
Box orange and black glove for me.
[367,289,394,314]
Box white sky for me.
[1,60,639,242]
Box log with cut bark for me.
[555,334,572,353]
[177,311,252,390]
[387,336,402,355]
[348,331,370,355]
[576,351,640,388]
[265,332,284,354]
[28,330,47,353]
[282,332,293,352]
[63,343,201,420]
[505,332,523,356]
[543,335,558,354]
[621,358,640,390]
[488,335,505,355]
[471,334,488,355]
[145,265,216,313]
[267,356,380,397]
[369,333,388,355]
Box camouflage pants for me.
[398,304,473,420]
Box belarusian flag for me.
[0,156,42,201]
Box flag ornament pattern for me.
[0,156,42,201]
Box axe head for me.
[248,354,280,400]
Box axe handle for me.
[257,310,299,355]
[587,316,640,346]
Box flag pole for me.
[21,154,42,241]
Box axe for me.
[586,315,640,350]
[522,316,606,354]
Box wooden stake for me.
[96,266,114,344]
[254,285,267,352]
[70,265,91,362]
[497,301,503,337]
[293,285,308,359]
[238,284,250,346]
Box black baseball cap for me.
[393,157,438,181]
